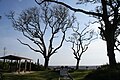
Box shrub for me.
[84,63,120,80]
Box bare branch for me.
[114,39,120,52]
[17,39,43,53]
[22,31,44,52]
[50,32,66,57]
[114,45,120,52]
[66,21,97,69]
[35,0,102,17]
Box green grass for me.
[3,71,59,80]
[84,64,120,80]
[2,70,91,80]
[71,70,91,80]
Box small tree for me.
[7,3,74,69]
[66,23,97,70]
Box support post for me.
[29,60,31,72]
[24,60,27,72]
[3,59,5,70]
[18,60,21,73]
[16,60,19,71]
[10,60,13,72]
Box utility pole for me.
[3,47,6,69]
[4,47,6,56]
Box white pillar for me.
[18,60,21,73]
[24,60,27,72]
[29,60,31,72]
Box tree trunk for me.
[106,38,116,66]
[44,57,49,69]
[105,27,116,67]
[76,59,80,70]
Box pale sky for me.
[0,0,120,66]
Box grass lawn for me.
[2,70,91,80]
[71,70,91,80]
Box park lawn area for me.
[71,70,92,80]
[3,70,91,80]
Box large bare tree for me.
[66,23,97,70]
[35,0,120,67]
[7,3,74,69]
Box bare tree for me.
[98,17,120,52]
[66,23,97,70]
[7,3,75,69]
[35,0,120,67]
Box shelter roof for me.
[0,55,32,60]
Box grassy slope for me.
[3,71,59,80]
[3,70,91,80]
[84,64,120,80]
[71,70,91,80]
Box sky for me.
[0,0,120,66]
